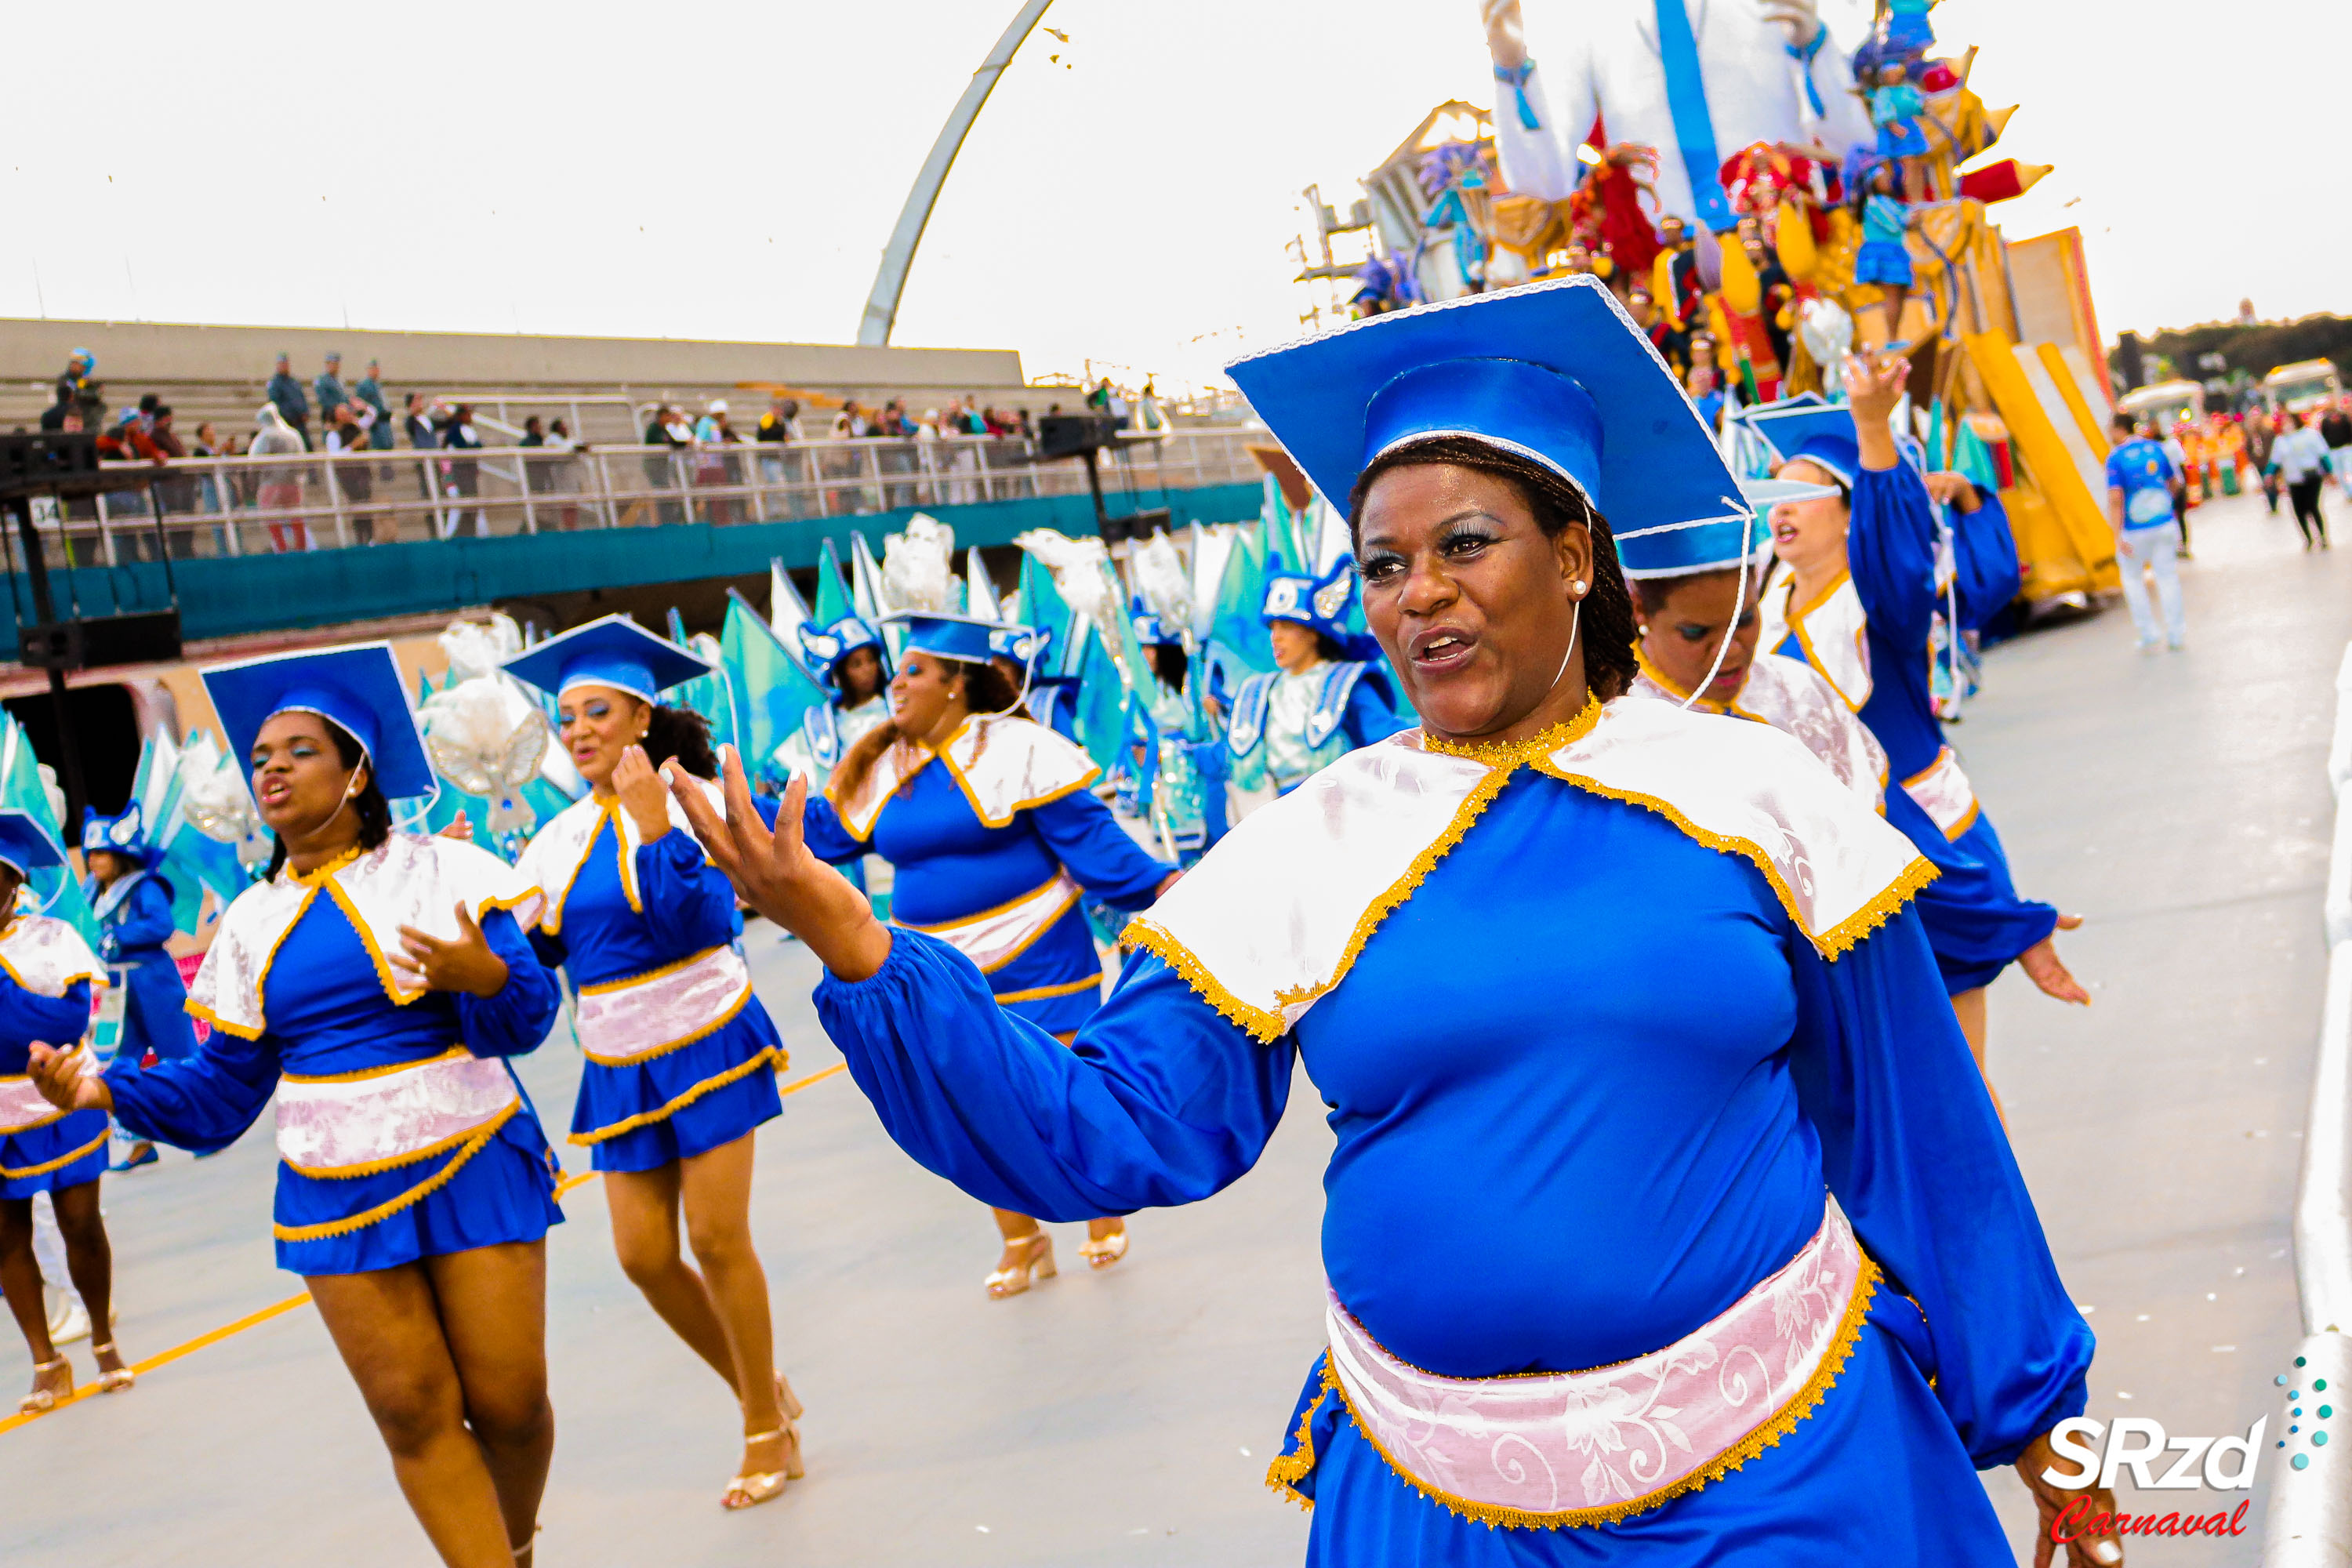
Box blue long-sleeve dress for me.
[106,838,563,1276]
[804,715,1171,1035]
[1767,466,2058,993]
[0,918,107,1198]
[811,701,2091,1563]
[521,797,786,1171]
[85,869,198,1066]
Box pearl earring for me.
[1570,580,1588,596]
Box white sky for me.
[2,2,2340,392]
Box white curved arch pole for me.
[856,0,1057,347]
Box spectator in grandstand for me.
[190,421,229,519]
[543,418,585,530]
[38,384,71,433]
[354,360,395,451]
[252,404,311,550]
[693,401,742,524]
[326,404,382,545]
[755,397,802,517]
[315,353,349,428]
[440,405,485,538]
[267,354,310,449]
[55,349,93,410]
[644,404,688,524]
[402,392,439,449]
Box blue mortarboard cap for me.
[1744,403,1864,488]
[80,803,151,863]
[0,809,66,879]
[1617,475,1838,579]
[201,642,437,801]
[1260,559,1358,639]
[985,622,1050,666]
[793,614,887,688]
[1224,274,1745,535]
[501,613,714,705]
[887,612,1002,666]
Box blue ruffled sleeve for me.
[5,972,96,1050]
[800,795,869,865]
[634,829,742,954]
[814,930,1292,1218]
[452,909,560,1058]
[1848,465,1941,649]
[1784,902,2091,1467]
[1029,789,1173,911]
[105,1019,281,1155]
[1951,489,2023,632]
[111,877,179,952]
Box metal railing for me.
[2265,639,2352,1564]
[16,430,1265,564]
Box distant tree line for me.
[2111,314,2352,392]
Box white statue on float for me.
[1482,0,1874,243]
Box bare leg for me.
[424,1243,554,1564]
[679,1134,790,1483]
[46,1181,124,1381]
[0,1198,68,1403]
[1949,987,2007,1125]
[309,1257,530,1568]
[604,1162,737,1387]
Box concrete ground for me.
[2,486,2343,1566]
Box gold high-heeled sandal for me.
[984,1231,1056,1298]
[19,1356,71,1414]
[1078,1227,1129,1271]
[720,1373,807,1510]
[91,1341,134,1393]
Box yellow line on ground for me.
[2,1060,849,1436]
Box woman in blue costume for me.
[1222,559,1410,817]
[800,612,1176,1296]
[1751,358,2088,1083]
[78,802,200,1171]
[0,811,133,1413]
[1115,606,1217,862]
[668,279,2125,1566]
[29,644,564,1568]
[506,615,804,1512]
[770,612,891,793]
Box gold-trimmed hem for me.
[282,1098,521,1180]
[1327,1254,1882,1530]
[1119,920,1288,1044]
[993,972,1105,1005]
[1532,760,1935,959]
[185,997,265,1040]
[0,1105,67,1136]
[0,946,104,998]
[566,1045,784,1145]
[579,981,753,1067]
[273,1113,516,1242]
[1264,1351,1340,1511]
[0,1126,110,1180]
[1417,692,1602,765]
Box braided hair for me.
[641,702,720,781]
[1345,436,1640,702]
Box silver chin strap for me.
[1547,597,1584,699]
[1676,538,1757,711]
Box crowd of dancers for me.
[2,277,2125,1565]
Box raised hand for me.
[1759,0,1823,50]
[1842,353,1910,470]
[392,901,511,998]
[25,1042,111,1115]
[663,747,892,981]
[1480,0,1526,70]
[612,744,673,841]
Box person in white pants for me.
[2105,412,2187,649]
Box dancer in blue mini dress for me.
[78,802,200,1171]
[0,810,131,1414]
[30,644,563,1568]
[507,615,803,1512]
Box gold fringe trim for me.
[1263,1351,1341,1510]
[1532,760,1935,960]
[1118,921,1287,1044]
[0,946,103,998]
[188,884,323,1039]
[1326,1253,1882,1530]
[185,998,264,1040]
[281,1045,469,1086]
[271,1109,517,1242]
[993,972,1105,1005]
[0,1126,111,1180]
[1788,590,1868,714]
[1417,694,1602,764]
[580,982,753,1067]
[567,1045,784,1145]
[284,845,365,886]
[942,751,1102,830]
[281,1099,521,1180]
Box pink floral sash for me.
[574,945,753,1065]
[275,1050,518,1176]
[1323,1198,1875,1528]
[0,1047,93,1134]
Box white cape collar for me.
[1760,570,1872,712]
[514,779,721,935]
[1125,695,1931,1043]
[826,714,1099,842]
[0,916,104,999]
[1632,652,1888,812]
[191,833,543,1040]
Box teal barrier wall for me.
[2,481,1263,645]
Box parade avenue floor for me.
[3,489,2340,1566]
